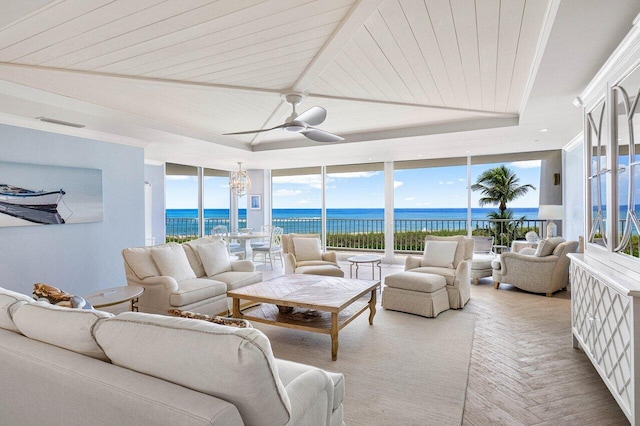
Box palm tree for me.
[471,165,535,212]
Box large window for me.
[165,163,199,240]
[203,168,231,234]
[272,167,321,234]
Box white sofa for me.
[0,287,345,426]
[122,237,262,316]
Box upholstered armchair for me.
[403,235,474,309]
[492,238,579,297]
[281,233,344,277]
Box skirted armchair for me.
[402,235,474,309]
[281,233,344,277]
[492,238,579,297]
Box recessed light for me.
[540,128,548,132]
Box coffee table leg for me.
[331,312,338,361]
[232,298,241,318]
[368,288,377,325]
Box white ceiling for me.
[0,0,638,171]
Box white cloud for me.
[438,181,445,185]
[329,171,380,179]
[274,189,302,197]
[298,199,311,204]
[446,181,454,185]
[166,175,194,181]
[405,197,416,201]
[394,180,403,188]
[458,178,465,182]
[510,160,541,169]
[273,175,322,185]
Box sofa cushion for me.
[385,271,447,292]
[122,246,161,280]
[421,240,458,268]
[183,236,222,277]
[295,265,345,277]
[296,260,336,267]
[197,241,232,277]
[169,278,227,307]
[151,243,197,282]
[471,253,496,270]
[12,301,112,361]
[95,312,292,426]
[535,237,565,257]
[293,237,322,261]
[212,271,262,291]
[0,287,33,333]
[409,266,456,285]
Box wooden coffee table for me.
[228,274,380,361]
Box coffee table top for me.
[228,274,379,313]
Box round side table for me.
[347,255,382,280]
[83,285,144,311]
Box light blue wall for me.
[0,124,145,295]
[563,139,585,242]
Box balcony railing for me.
[166,217,543,252]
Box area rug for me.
[252,304,477,426]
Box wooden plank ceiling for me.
[0,0,552,150]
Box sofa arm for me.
[285,369,334,426]
[230,260,256,272]
[285,253,297,274]
[405,255,421,271]
[453,260,471,288]
[322,252,337,263]
[139,276,179,292]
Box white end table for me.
[347,255,382,280]
[84,285,144,311]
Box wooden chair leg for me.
[546,292,553,297]
[494,282,500,289]
[473,278,479,285]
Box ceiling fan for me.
[223,94,344,142]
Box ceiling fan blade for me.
[302,128,344,142]
[223,124,285,136]
[296,106,326,126]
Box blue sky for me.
[167,161,541,209]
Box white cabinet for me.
[570,254,640,424]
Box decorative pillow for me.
[0,287,34,333]
[183,236,223,277]
[168,309,252,328]
[95,312,291,426]
[12,301,113,361]
[421,240,458,268]
[293,237,322,261]
[534,237,565,257]
[122,246,160,280]
[150,243,197,281]
[196,240,232,277]
[33,283,93,310]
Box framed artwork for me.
[250,194,261,210]
[0,160,103,227]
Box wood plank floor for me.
[259,259,629,425]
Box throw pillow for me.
[534,237,565,257]
[33,283,93,310]
[293,237,322,261]
[150,243,197,281]
[421,240,458,268]
[168,309,252,328]
[196,240,232,277]
[12,301,113,361]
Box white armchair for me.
[281,233,344,277]
[492,238,579,297]
[402,235,474,309]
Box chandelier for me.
[230,162,251,196]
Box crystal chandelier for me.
[229,162,251,196]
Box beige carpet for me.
[252,303,477,426]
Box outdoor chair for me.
[470,236,496,284]
[252,226,284,269]
[212,224,244,259]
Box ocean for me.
[166,208,540,236]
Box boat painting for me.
[0,160,102,228]
[0,184,66,224]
